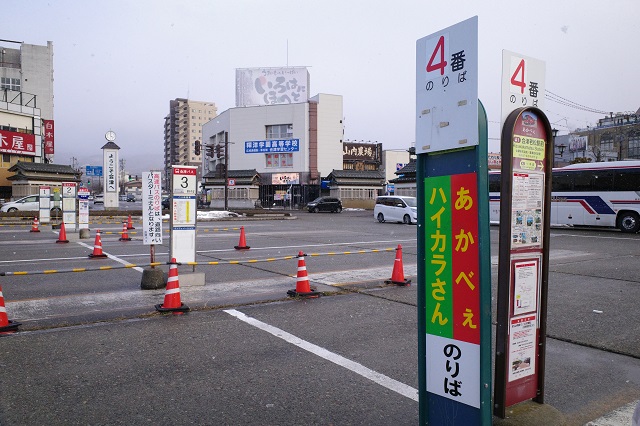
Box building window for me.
[266,153,293,168]
[628,134,640,159]
[1,77,20,91]
[266,124,293,139]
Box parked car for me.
[126,194,136,202]
[374,195,417,224]
[94,194,104,204]
[307,197,342,213]
[119,194,127,201]
[0,194,62,215]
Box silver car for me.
[0,195,62,215]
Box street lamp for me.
[552,128,567,167]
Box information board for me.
[142,172,163,245]
[77,187,90,230]
[416,16,478,154]
[62,182,77,231]
[494,107,553,418]
[416,17,492,425]
[39,186,51,224]
[170,166,197,263]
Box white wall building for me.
[381,149,411,193]
[202,93,343,207]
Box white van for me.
[374,196,417,224]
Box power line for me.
[545,90,609,115]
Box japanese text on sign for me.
[416,16,478,154]
[0,129,36,156]
[424,173,481,408]
[142,172,163,245]
[106,152,116,192]
[245,139,300,154]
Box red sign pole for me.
[494,107,553,418]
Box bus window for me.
[489,173,501,192]
[592,170,614,191]
[614,169,640,191]
[572,171,592,191]
[552,171,572,192]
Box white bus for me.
[489,160,640,233]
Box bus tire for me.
[618,212,640,233]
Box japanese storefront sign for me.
[43,119,55,155]
[271,173,300,185]
[342,142,382,163]
[142,172,163,245]
[501,51,546,127]
[0,129,36,156]
[416,16,478,154]
[424,172,480,409]
[244,139,300,154]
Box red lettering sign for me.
[0,130,36,156]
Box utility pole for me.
[224,131,229,211]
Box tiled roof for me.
[202,169,259,179]
[8,162,79,174]
[327,169,385,179]
[395,160,416,175]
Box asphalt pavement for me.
[0,212,639,425]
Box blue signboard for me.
[86,165,103,177]
[245,139,300,154]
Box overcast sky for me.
[3,0,638,173]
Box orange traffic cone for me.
[30,217,40,232]
[56,221,69,243]
[234,226,250,250]
[155,258,189,313]
[287,251,321,298]
[119,222,131,241]
[0,284,21,333]
[127,215,135,230]
[385,244,411,286]
[88,230,108,258]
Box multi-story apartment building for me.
[163,98,217,185]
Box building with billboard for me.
[0,40,55,200]
[163,98,217,186]
[202,93,343,208]
[236,67,310,107]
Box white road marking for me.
[76,241,144,272]
[224,308,419,402]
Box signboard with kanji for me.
[501,50,545,128]
[170,166,197,263]
[494,107,553,418]
[142,172,163,245]
[62,182,77,230]
[416,16,478,154]
[244,139,300,154]
[43,119,55,155]
[424,173,481,408]
[416,16,492,425]
[0,129,36,156]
